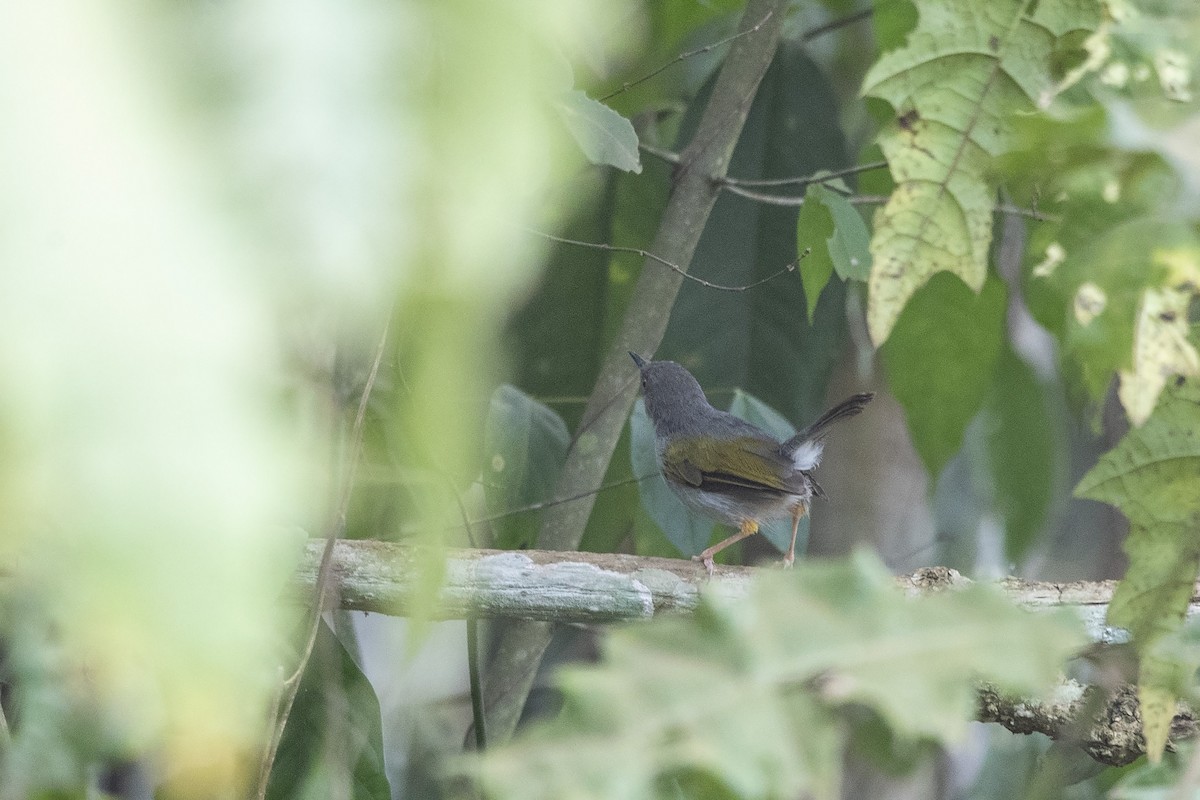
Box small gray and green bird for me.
[630,352,873,574]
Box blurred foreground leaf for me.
[1076,379,1200,761]
[476,551,1086,800]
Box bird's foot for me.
[781,553,795,569]
[691,553,716,577]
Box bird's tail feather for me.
[783,392,874,453]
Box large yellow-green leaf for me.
[861,0,1101,345]
[1075,379,1200,761]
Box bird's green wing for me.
[663,436,794,493]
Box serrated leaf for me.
[1075,379,1200,532]
[861,0,1102,345]
[881,272,1007,478]
[476,551,1086,800]
[483,385,571,549]
[1076,379,1200,761]
[556,90,642,173]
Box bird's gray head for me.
[629,353,712,434]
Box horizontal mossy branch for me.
[980,683,1197,767]
[293,540,1191,639]
[293,540,1198,765]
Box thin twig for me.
[599,10,775,102]
[798,8,874,42]
[722,183,809,206]
[846,194,887,206]
[255,317,392,800]
[467,617,487,750]
[254,667,288,795]
[721,160,887,188]
[439,472,490,751]
[994,202,1061,222]
[464,475,651,527]
[638,142,681,165]
[847,194,1061,222]
[600,7,871,105]
[532,229,806,291]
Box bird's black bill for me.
[629,352,647,369]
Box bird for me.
[630,352,873,574]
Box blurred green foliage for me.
[477,552,1086,800]
[3,0,1200,798]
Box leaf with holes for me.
[861,0,1102,345]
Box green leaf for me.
[1109,742,1193,798]
[796,185,871,323]
[1075,379,1200,761]
[268,621,389,800]
[556,90,642,173]
[796,189,836,325]
[821,186,872,282]
[1001,108,1198,415]
[483,385,571,550]
[882,271,1007,478]
[861,0,1102,345]
[476,551,1086,800]
[983,347,1057,560]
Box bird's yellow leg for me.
[693,519,759,576]
[785,504,807,568]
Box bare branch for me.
[599,10,775,102]
[799,8,874,42]
[533,229,806,292]
[291,541,1187,642]
[722,160,888,189]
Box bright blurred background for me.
[0,0,623,795]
